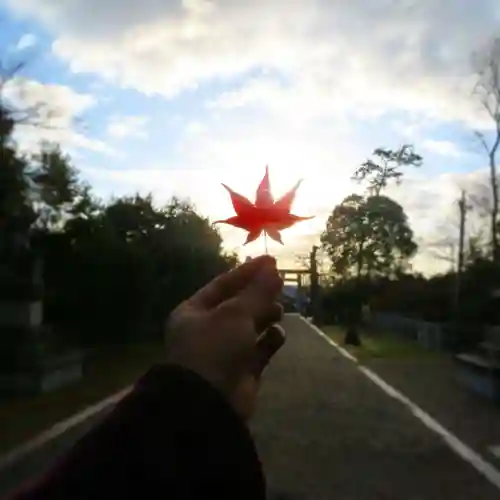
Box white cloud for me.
[7,0,500,126]
[15,33,38,51]
[422,139,464,157]
[184,121,206,136]
[70,132,117,156]
[207,77,285,110]
[3,77,116,156]
[4,77,95,126]
[106,115,149,139]
[15,126,117,157]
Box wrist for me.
[163,355,230,397]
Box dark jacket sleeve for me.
[8,364,266,500]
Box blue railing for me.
[370,312,447,351]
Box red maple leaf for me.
[214,165,314,245]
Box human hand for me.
[164,255,285,420]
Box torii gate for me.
[278,268,310,287]
[278,245,323,325]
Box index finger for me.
[189,255,276,309]
[231,265,283,321]
[214,264,282,327]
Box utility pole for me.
[457,190,467,277]
[310,245,322,325]
[453,190,470,337]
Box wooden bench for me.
[455,327,500,402]
[476,341,500,362]
[456,352,500,370]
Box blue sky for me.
[2,0,500,273]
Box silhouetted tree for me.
[352,144,422,196]
[472,38,500,261]
[321,194,417,280]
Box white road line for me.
[300,316,500,492]
[490,445,500,459]
[308,320,358,362]
[0,386,132,471]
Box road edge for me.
[301,316,500,493]
[0,386,132,471]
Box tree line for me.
[319,143,500,329]
[0,94,237,348]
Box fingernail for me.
[258,254,276,264]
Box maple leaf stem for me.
[263,231,268,254]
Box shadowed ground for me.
[0,411,108,497]
[1,314,500,499]
[252,314,500,500]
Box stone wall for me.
[0,301,42,328]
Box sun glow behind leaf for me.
[214,165,314,247]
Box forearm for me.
[8,365,266,500]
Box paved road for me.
[2,314,500,499]
[0,411,109,497]
[251,315,500,499]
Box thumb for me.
[252,324,286,378]
[235,264,283,323]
